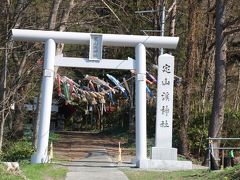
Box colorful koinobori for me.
[56,71,157,108]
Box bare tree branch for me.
[59,0,76,32]
[223,16,240,29]
[101,0,121,22]
[224,28,240,37]
[48,0,62,30]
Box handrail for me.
[211,147,240,150]
[208,137,240,170]
[208,137,240,140]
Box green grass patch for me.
[0,163,67,180]
[123,169,209,180]
[22,163,67,180]
[209,164,240,180]
[122,164,240,180]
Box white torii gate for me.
[11,29,178,167]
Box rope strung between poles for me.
[56,72,156,108]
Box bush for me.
[2,140,34,162]
[49,132,60,143]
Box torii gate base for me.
[12,29,192,170]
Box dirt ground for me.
[53,131,208,170]
[53,131,135,162]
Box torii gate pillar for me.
[135,44,147,164]
[31,39,56,163]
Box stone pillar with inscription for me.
[152,54,177,160]
[139,54,192,170]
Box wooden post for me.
[221,149,224,170]
[118,142,122,163]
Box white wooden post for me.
[135,43,147,165]
[31,39,56,163]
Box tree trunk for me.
[169,0,176,37]
[207,0,227,167]
[48,0,62,30]
[179,0,197,156]
[234,63,240,111]
[32,95,41,148]
[0,1,10,150]
[56,0,75,55]
[0,42,8,151]
[11,48,34,141]
[12,102,24,140]
[128,77,135,144]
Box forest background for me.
[0,0,239,164]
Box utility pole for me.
[160,3,165,55]
[135,1,166,56]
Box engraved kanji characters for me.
[159,62,173,129]
[162,78,170,86]
[161,105,169,116]
[160,120,169,128]
[162,64,171,73]
[161,92,170,101]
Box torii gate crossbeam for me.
[11,29,178,48]
[11,29,179,167]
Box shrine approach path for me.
[53,131,133,180]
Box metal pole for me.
[31,39,56,163]
[135,43,147,165]
[160,5,165,55]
